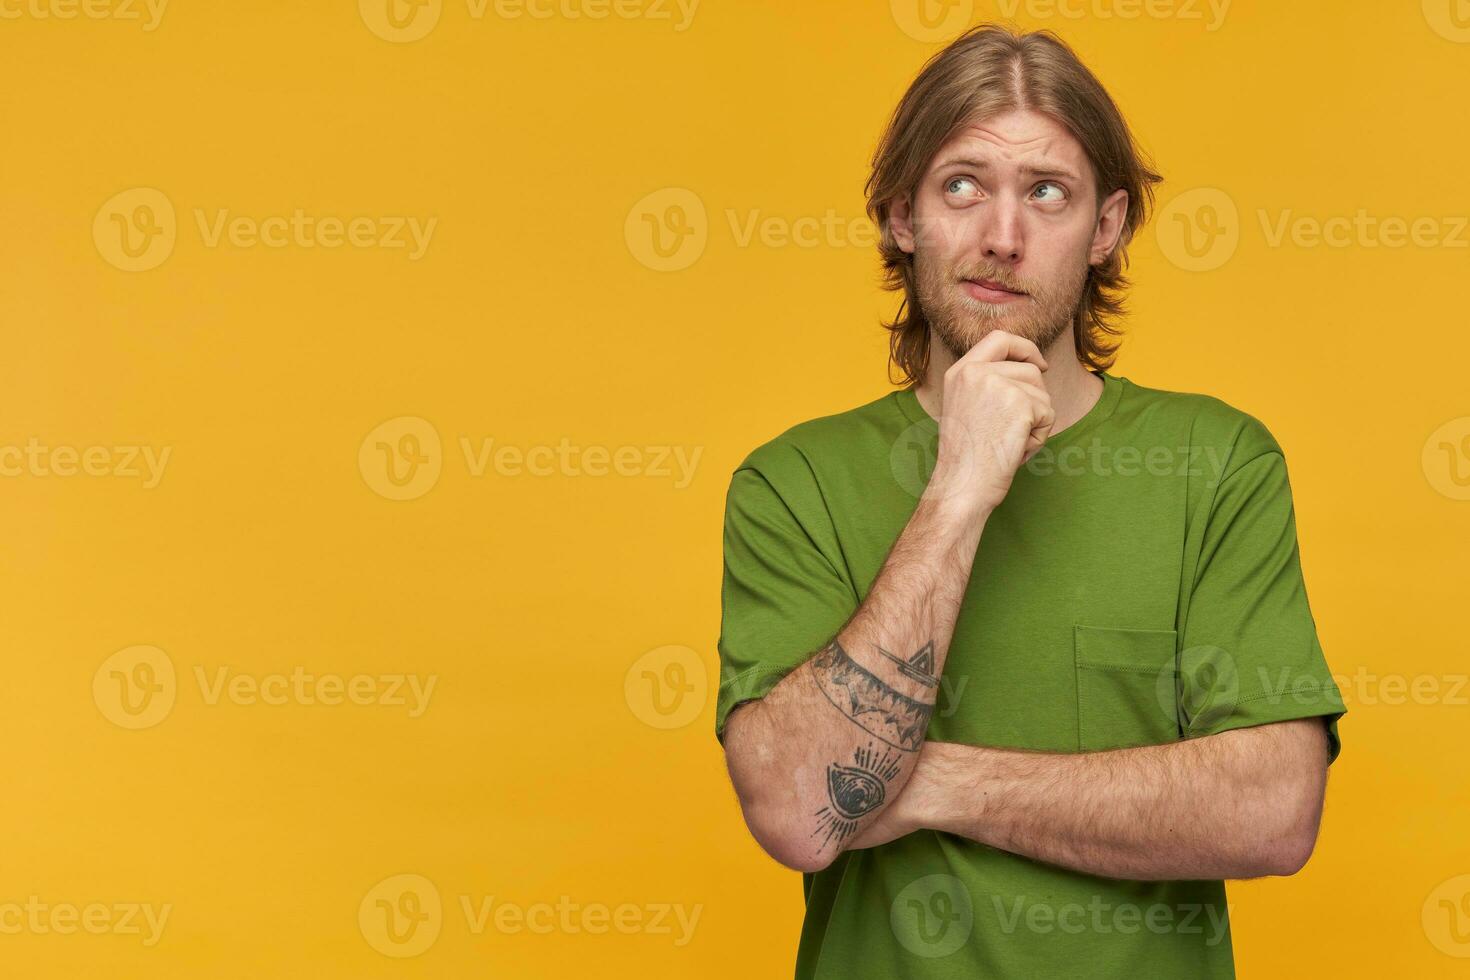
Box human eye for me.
[1032,181,1068,203]
[943,175,979,199]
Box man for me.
[714,24,1345,979]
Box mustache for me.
[953,265,1030,294]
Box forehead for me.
[929,109,1092,183]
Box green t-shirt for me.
[715,370,1346,979]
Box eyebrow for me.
[932,156,1080,182]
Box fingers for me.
[1028,385,1057,431]
[980,361,1053,427]
[957,329,1049,372]
[1020,397,1056,464]
[1018,379,1056,464]
[936,329,1057,478]
[982,359,1046,392]
[949,359,1054,444]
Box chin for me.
[957,301,1025,332]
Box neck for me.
[912,327,1105,435]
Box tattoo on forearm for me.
[813,742,902,850]
[810,640,936,751]
[876,641,939,688]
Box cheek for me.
[1028,220,1094,275]
[1067,213,1102,260]
[911,198,972,258]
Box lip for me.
[962,278,1027,303]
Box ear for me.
[1089,188,1129,266]
[889,194,917,254]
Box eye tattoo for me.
[812,742,904,851]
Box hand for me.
[845,742,944,851]
[926,330,1055,515]
[847,781,920,850]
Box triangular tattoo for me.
[875,641,939,688]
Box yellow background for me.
[2,0,1468,976]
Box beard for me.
[912,247,1091,362]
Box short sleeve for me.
[715,465,858,742]
[1178,447,1346,764]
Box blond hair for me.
[865,24,1163,383]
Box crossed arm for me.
[723,497,1335,881]
[722,491,986,873]
[846,717,1331,880]
[722,359,1333,877]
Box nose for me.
[977,193,1023,265]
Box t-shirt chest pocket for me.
[1073,624,1181,752]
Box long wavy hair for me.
[865,24,1163,385]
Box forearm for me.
[899,720,1329,880]
[724,491,987,872]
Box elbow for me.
[763,840,835,875]
[722,708,838,874]
[726,757,837,873]
[1225,828,1315,879]
[1247,789,1324,878]
[1257,825,1319,877]
[1241,738,1329,878]
[739,798,838,874]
